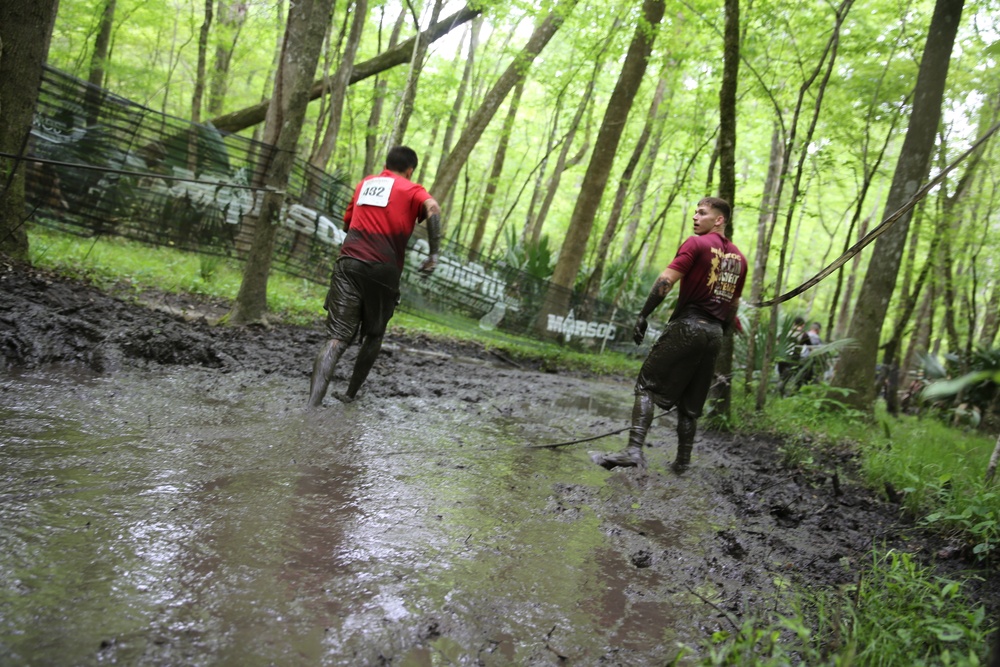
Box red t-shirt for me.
[667,232,747,324]
[341,169,432,270]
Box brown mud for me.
[1,257,995,665]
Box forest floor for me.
[1,256,996,665]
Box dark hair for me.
[385,146,419,173]
[699,196,731,226]
[793,316,806,326]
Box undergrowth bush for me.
[694,549,990,666]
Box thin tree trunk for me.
[207,0,247,116]
[882,206,946,415]
[432,18,480,198]
[711,0,740,419]
[529,64,598,244]
[982,283,1000,348]
[390,0,445,148]
[985,432,1000,483]
[743,122,784,395]
[364,7,407,177]
[431,0,578,204]
[468,81,524,258]
[902,282,935,383]
[309,0,368,181]
[85,0,116,124]
[191,0,212,125]
[618,71,670,264]
[186,0,213,174]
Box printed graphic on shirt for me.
[707,247,743,302]
[356,177,394,207]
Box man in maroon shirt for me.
[308,146,441,407]
[593,196,747,472]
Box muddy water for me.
[1,363,713,665]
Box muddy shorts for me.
[635,315,724,419]
[323,257,401,343]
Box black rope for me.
[750,119,1000,308]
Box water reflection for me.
[1,365,710,664]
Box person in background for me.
[308,146,440,407]
[778,316,806,395]
[592,196,747,472]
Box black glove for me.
[633,315,648,345]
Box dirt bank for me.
[1,256,994,663]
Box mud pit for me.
[0,259,989,665]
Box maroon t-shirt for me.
[667,232,747,324]
[341,169,432,271]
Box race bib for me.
[356,177,394,207]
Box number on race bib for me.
[356,177,394,207]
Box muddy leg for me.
[592,390,653,470]
[673,412,696,473]
[343,334,383,400]
[308,339,346,408]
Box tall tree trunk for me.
[529,64,598,244]
[743,123,784,395]
[468,81,524,258]
[980,283,999,347]
[832,0,965,410]
[186,0,213,174]
[0,0,60,261]
[431,0,578,204]
[522,93,564,242]
[584,76,667,300]
[309,0,368,185]
[364,7,407,177]
[207,0,248,116]
[882,205,946,415]
[389,0,445,148]
[226,0,336,325]
[547,0,665,305]
[432,18,480,202]
[903,282,936,383]
[191,0,213,125]
[711,0,740,420]
[85,0,116,124]
[618,72,670,264]
[208,5,480,135]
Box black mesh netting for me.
[17,66,640,354]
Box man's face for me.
[692,203,723,235]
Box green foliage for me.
[502,226,555,279]
[920,346,1000,427]
[697,550,990,666]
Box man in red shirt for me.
[308,146,441,407]
[593,196,747,472]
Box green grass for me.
[730,383,1000,563]
[27,228,642,377]
[718,383,998,666]
[694,548,990,666]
